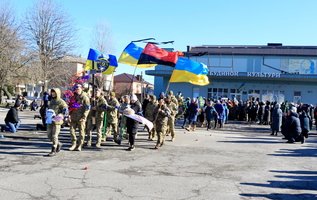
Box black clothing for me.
[126,101,142,146]
[4,107,19,124]
[299,112,310,137]
[283,112,302,142]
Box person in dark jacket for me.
[299,110,310,141]
[2,102,21,133]
[205,101,217,130]
[214,100,224,128]
[185,98,199,131]
[271,104,283,136]
[263,101,271,125]
[125,94,142,151]
[284,107,304,143]
[181,97,191,128]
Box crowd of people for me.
[1,86,314,156]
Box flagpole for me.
[91,60,96,125]
[165,71,173,95]
[129,66,137,95]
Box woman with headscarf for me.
[125,94,142,151]
[271,103,283,136]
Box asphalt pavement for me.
[0,109,316,200]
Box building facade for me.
[114,73,154,99]
[146,44,317,104]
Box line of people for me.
[44,85,182,156]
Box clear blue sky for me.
[8,0,317,82]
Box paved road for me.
[0,110,316,200]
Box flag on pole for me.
[102,54,118,75]
[118,42,156,68]
[169,57,209,86]
[137,43,179,67]
[85,48,103,71]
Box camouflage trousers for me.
[47,124,61,148]
[85,117,104,145]
[156,123,167,146]
[70,120,86,145]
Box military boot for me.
[56,142,63,153]
[185,125,191,131]
[95,142,101,148]
[192,125,196,131]
[76,144,82,151]
[48,147,56,157]
[69,142,77,151]
[86,140,92,148]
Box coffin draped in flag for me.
[137,43,179,67]
[170,57,209,86]
[102,54,118,75]
[118,42,156,68]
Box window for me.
[294,91,301,96]
[293,91,301,103]
[208,88,213,99]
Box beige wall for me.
[114,81,153,97]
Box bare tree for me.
[0,2,29,103]
[90,21,114,54]
[90,21,114,92]
[24,0,76,92]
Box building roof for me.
[188,43,317,57]
[114,73,153,85]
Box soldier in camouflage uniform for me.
[118,95,130,140]
[85,88,107,148]
[153,98,171,149]
[168,90,179,107]
[165,96,178,141]
[106,92,120,144]
[46,88,68,157]
[69,84,90,151]
[144,95,157,140]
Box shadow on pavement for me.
[240,170,317,199]
[218,136,281,144]
[268,146,317,157]
[240,193,317,199]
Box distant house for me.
[114,73,154,99]
[18,56,87,98]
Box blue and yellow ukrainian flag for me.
[170,57,209,86]
[85,48,103,71]
[102,54,118,75]
[118,42,156,68]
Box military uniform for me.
[166,101,178,140]
[153,104,170,148]
[119,101,129,139]
[69,91,90,151]
[106,96,120,142]
[144,99,157,140]
[46,88,68,156]
[85,95,107,147]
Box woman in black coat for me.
[284,108,303,143]
[125,95,142,151]
[299,110,310,140]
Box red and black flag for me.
[138,43,179,67]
